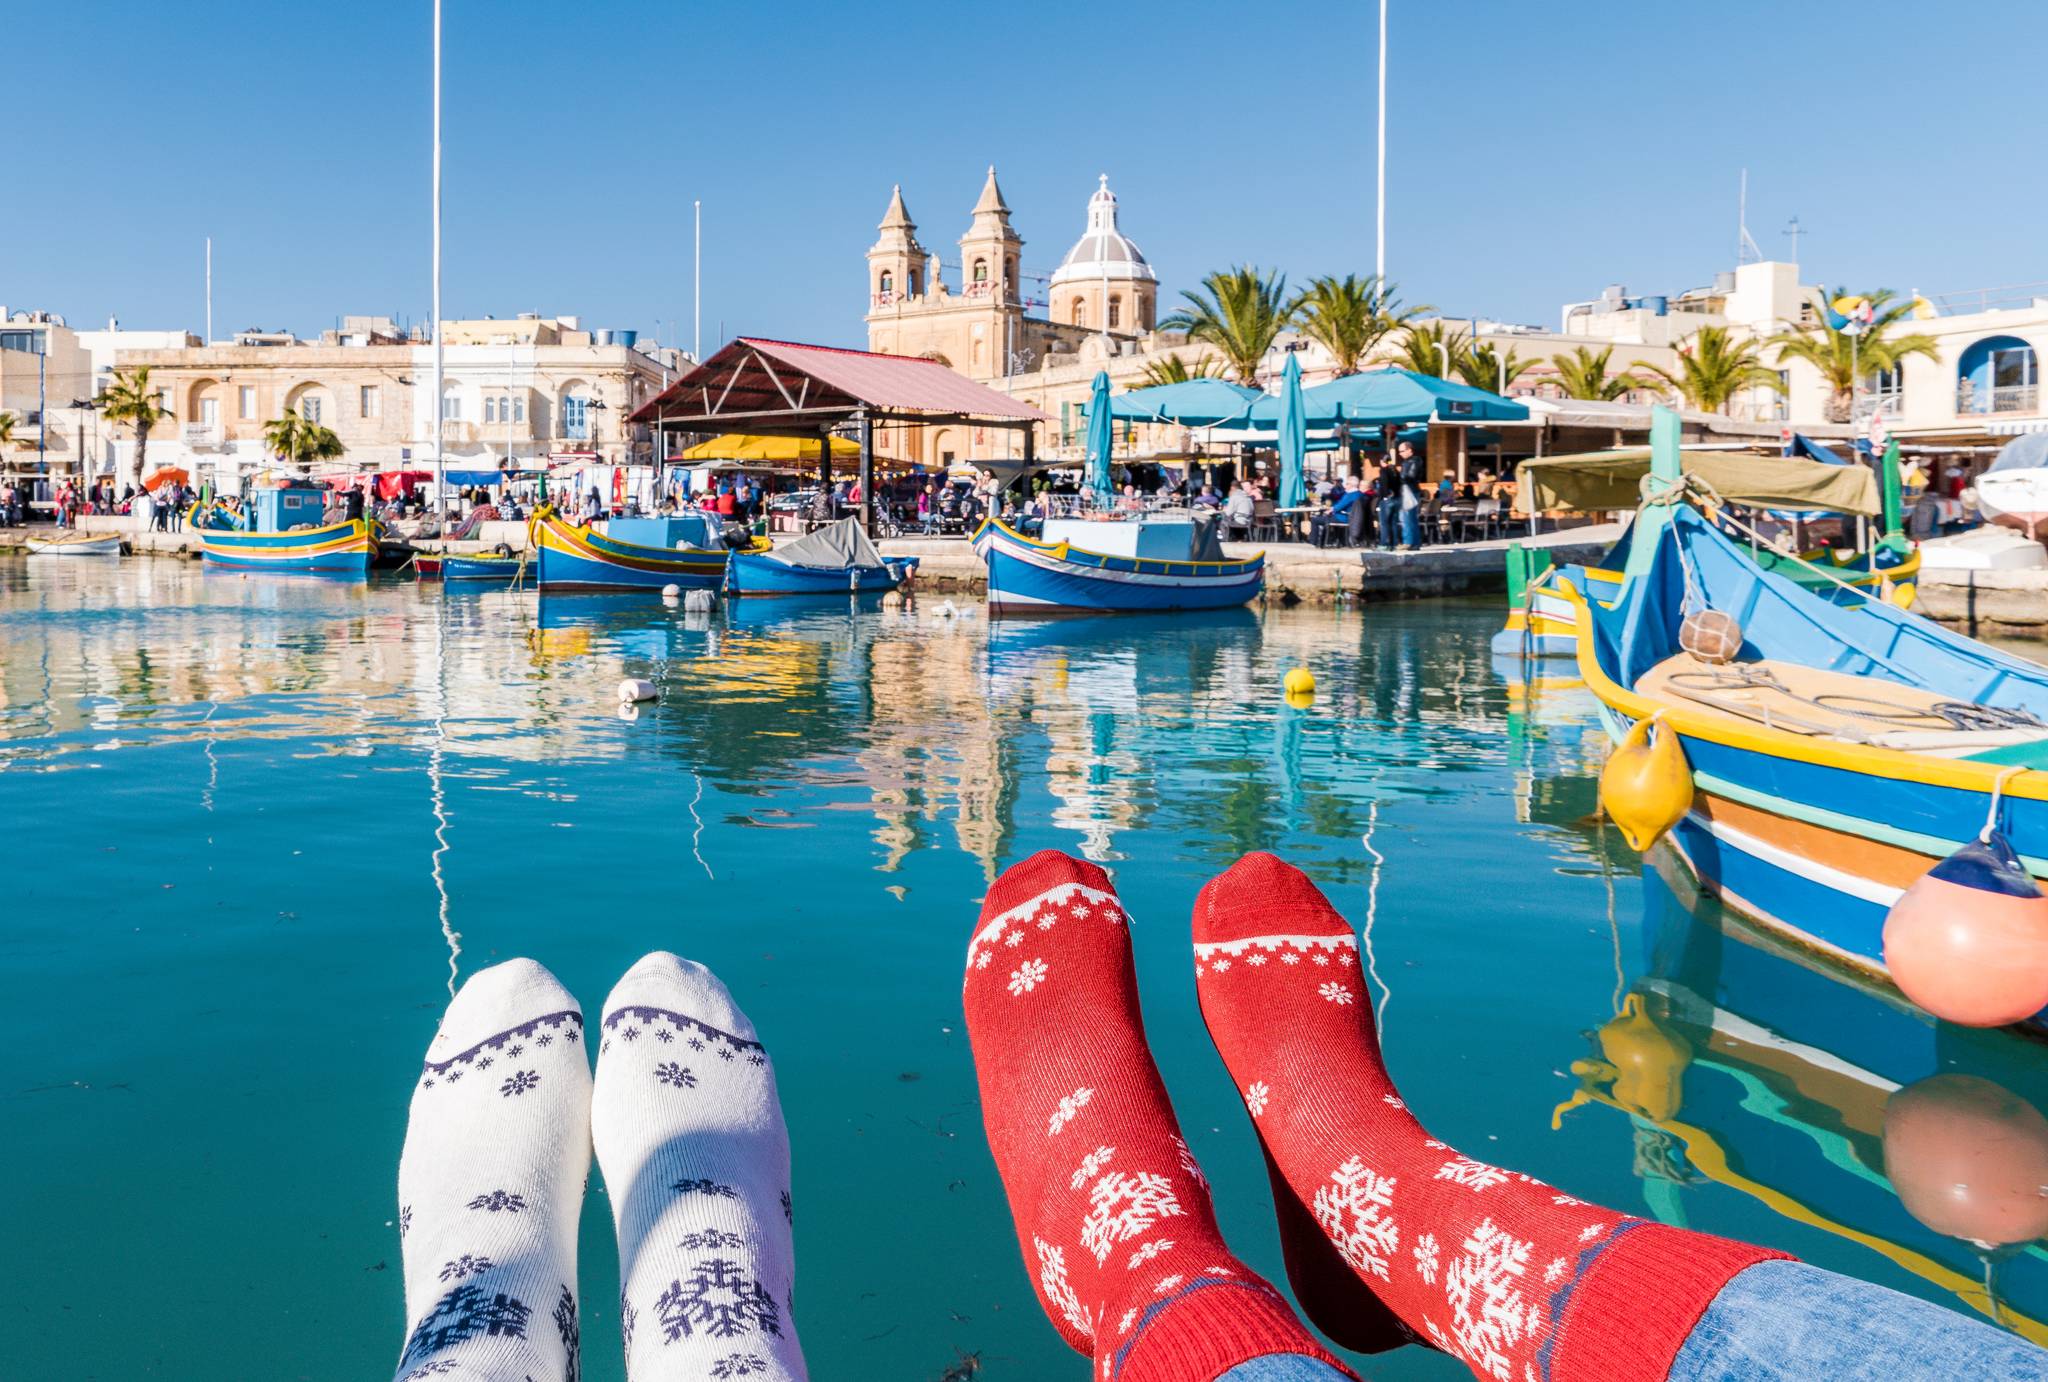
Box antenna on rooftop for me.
[1736,169,1763,266]
[1782,215,1805,267]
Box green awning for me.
[1517,448,1881,516]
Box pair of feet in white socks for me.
[392,954,805,1382]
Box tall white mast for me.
[205,237,213,345]
[1376,0,1388,283]
[694,200,702,363]
[431,0,445,525]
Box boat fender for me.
[494,542,514,557]
[1883,827,2048,1028]
[661,583,682,598]
[618,678,658,704]
[1599,711,1692,852]
[1882,1073,2048,1246]
[881,590,905,612]
[683,589,716,613]
[1678,608,1743,664]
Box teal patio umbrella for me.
[1277,352,1308,508]
[1083,369,1116,507]
[1105,378,1263,427]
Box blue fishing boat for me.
[722,517,916,596]
[1566,410,2048,1027]
[442,553,525,582]
[531,506,755,591]
[972,514,1262,614]
[195,483,376,573]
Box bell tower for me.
[866,185,928,313]
[958,166,1023,309]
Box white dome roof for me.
[1049,175,1156,287]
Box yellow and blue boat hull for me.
[199,518,376,573]
[531,507,735,591]
[1568,509,2048,1024]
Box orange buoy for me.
[1883,1073,2048,1247]
[1882,831,2048,1028]
[1599,713,1693,852]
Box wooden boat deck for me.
[1638,652,2048,756]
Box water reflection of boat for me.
[1556,851,2048,1343]
[973,514,1263,614]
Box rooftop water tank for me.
[614,329,638,348]
[1642,295,1669,315]
[593,329,615,346]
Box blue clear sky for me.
[9,1,2043,350]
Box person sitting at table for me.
[1193,484,1222,509]
[1224,483,1255,538]
[1310,476,1365,547]
[1435,473,1455,503]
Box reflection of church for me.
[865,169,1189,467]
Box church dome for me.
[1049,175,1156,286]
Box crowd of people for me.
[6,477,207,531]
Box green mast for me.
[1880,437,1905,540]
[1623,404,1684,583]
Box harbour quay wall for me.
[877,524,1619,605]
[1917,569,2048,641]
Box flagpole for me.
[1376,0,1388,282]
[431,0,445,529]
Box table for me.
[1271,505,1319,542]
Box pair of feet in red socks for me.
[963,851,1782,1382]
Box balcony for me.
[1957,382,2040,415]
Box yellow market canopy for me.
[679,433,860,463]
[1517,448,1880,517]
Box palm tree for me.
[263,413,346,467]
[1135,353,1224,389]
[1768,288,1940,423]
[1636,327,1784,414]
[1545,345,1651,401]
[1456,341,1536,395]
[96,367,171,492]
[1392,321,1468,379]
[1289,274,1426,376]
[0,412,14,450]
[1159,266,1292,385]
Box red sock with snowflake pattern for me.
[1194,853,1787,1382]
[965,850,1355,1382]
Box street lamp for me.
[586,397,608,462]
[69,398,101,497]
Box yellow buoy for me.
[1600,713,1692,851]
[1283,667,1316,697]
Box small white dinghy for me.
[25,531,124,557]
[1916,525,2048,573]
[1972,433,2048,539]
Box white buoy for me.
[938,599,960,619]
[683,589,715,613]
[661,583,681,598]
[619,678,658,703]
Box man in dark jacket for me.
[1394,439,1425,549]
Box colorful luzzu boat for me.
[196,483,376,573]
[723,517,915,596]
[972,514,1262,614]
[1568,411,2048,1028]
[1496,443,1919,659]
[531,506,756,591]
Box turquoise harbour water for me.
[6,557,2048,1381]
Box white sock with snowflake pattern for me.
[593,952,806,1382]
[393,958,591,1382]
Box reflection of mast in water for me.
[429,590,460,996]
[1359,797,1392,1027]
[687,768,714,880]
